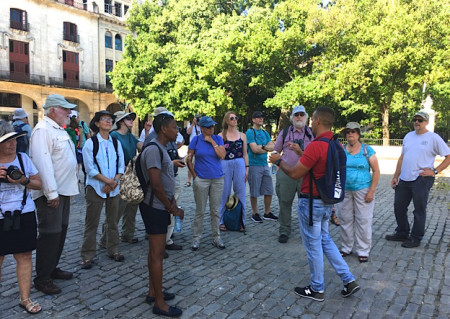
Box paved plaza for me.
[1,163,449,318]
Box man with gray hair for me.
[386,110,450,248]
[30,94,79,294]
[273,105,313,243]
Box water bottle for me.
[174,216,182,233]
[271,151,278,174]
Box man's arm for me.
[269,152,310,180]
[419,155,450,177]
[391,153,403,187]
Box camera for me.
[195,116,201,123]
[294,139,305,151]
[2,210,21,231]
[0,165,23,183]
[167,149,180,161]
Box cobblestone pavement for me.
[1,168,449,318]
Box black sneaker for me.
[294,286,324,302]
[401,238,420,248]
[341,281,360,297]
[251,214,263,223]
[263,212,279,221]
[385,232,408,242]
[278,234,289,243]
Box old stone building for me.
[0,0,136,130]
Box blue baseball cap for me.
[199,116,217,127]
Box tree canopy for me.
[111,0,449,139]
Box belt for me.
[299,193,321,199]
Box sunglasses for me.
[124,116,133,121]
[346,129,358,134]
[229,116,239,121]
[413,118,424,123]
[293,112,306,117]
[203,125,214,129]
[100,117,113,123]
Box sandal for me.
[340,251,352,257]
[108,253,125,262]
[19,297,42,314]
[219,224,227,231]
[239,226,245,232]
[330,212,340,226]
[184,182,191,187]
[358,256,369,263]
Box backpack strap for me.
[281,126,291,146]
[91,135,119,175]
[17,153,28,211]
[112,137,119,175]
[136,141,164,207]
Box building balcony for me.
[0,70,101,91]
[55,0,88,11]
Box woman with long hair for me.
[218,111,249,231]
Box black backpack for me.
[180,127,190,146]
[135,141,164,206]
[14,123,29,153]
[309,135,346,226]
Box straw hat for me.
[225,194,239,210]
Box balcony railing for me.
[10,21,30,32]
[0,70,100,91]
[55,0,88,11]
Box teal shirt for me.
[245,128,271,166]
[344,144,375,191]
[110,130,139,165]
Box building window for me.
[115,34,122,51]
[9,40,30,82]
[106,59,114,85]
[124,5,129,15]
[63,22,78,43]
[105,32,112,49]
[114,2,122,17]
[63,50,79,88]
[105,0,112,14]
[0,93,21,107]
[10,8,28,31]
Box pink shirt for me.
[274,126,313,167]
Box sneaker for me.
[294,286,324,302]
[251,214,263,223]
[263,212,279,221]
[212,238,225,249]
[191,240,200,251]
[401,238,420,248]
[385,232,408,242]
[278,234,289,243]
[341,281,360,297]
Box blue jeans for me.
[298,198,355,292]
[394,176,434,241]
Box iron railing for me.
[56,0,88,11]
[338,138,403,146]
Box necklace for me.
[347,143,361,155]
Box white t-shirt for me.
[187,122,201,143]
[0,153,38,217]
[400,131,450,181]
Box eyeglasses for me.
[124,116,133,121]
[293,112,306,117]
[229,116,239,121]
[413,118,424,123]
[100,117,113,123]
[346,129,358,134]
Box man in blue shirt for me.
[245,111,278,223]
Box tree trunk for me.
[382,104,390,146]
[277,109,291,136]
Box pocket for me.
[54,135,71,152]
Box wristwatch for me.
[262,145,266,150]
[275,159,283,166]
[433,168,438,175]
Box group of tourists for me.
[0,93,449,317]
